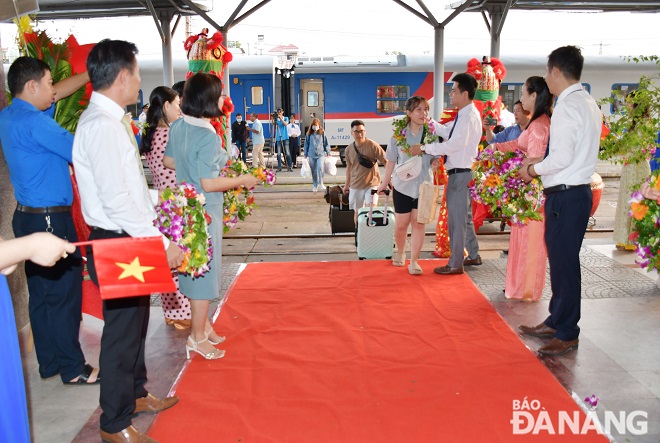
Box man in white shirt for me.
[248,112,265,167]
[138,103,148,123]
[409,73,482,275]
[498,102,515,127]
[73,39,183,443]
[287,115,302,168]
[518,45,601,357]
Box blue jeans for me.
[276,139,290,169]
[235,139,248,163]
[308,156,324,187]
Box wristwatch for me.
[420,145,426,153]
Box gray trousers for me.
[446,171,479,269]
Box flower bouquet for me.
[628,171,660,271]
[221,160,276,233]
[154,182,213,277]
[470,148,544,225]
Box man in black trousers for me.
[73,39,184,443]
[518,45,602,357]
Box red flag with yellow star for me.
[90,237,176,299]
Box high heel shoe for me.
[185,336,225,360]
[205,325,226,345]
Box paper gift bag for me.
[417,180,442,224]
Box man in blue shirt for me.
[0,57,98,385]
[484,100,530,143]
[273,108,291,171]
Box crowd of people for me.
[0,40,655,442]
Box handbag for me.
[353,143,377,168]
[394,155,423,181]
[417,171,443,224]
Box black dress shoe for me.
[538,338,579,356]
[463,255,482,266]
[433,265,464,275]
[519,323,557,338]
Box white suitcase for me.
[356,190,395,260]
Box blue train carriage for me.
[292,54,461,165]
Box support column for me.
[490,10,502,58]
[160,14,174,87]
[433,26,445,120]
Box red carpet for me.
[149,260,608,442]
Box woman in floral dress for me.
[493,77,552,301]
[141,86,192,329]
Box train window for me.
[611,83,639,114]
[251,86,264,106]
[376,85,409,114]
[499,83,523,110]
[125,90,145,119]
[308,91,319,107]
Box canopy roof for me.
[6,0,660,23]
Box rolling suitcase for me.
[356,190,395,260]
[330,200,355,234]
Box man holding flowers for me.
[518,46,602,357]
[409,73,482,275]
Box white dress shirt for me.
[499,108,515,127]
[287,122,301,138]
[423,102,482,169]
[534,83,601,188]
[73,92,169,247]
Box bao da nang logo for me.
[510,398,648,436]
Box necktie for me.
[443,113,459,164]
[121,115,151,194]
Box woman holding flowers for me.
[377,96,438,275]
[164,73,259,360]
[140,86,193,330]
[491,76,552,301]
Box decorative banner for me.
[78,237,176,299]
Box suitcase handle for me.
[368,189,390,226]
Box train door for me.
[242,78,272,139]
[300,79,324,135]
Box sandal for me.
[63,363,101,385]
[408,262,423,275]
[392,251,405,267]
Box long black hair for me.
[140,86,179,154]
[524,76,553,125]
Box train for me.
[137,53,657,163]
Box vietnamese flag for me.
[86,237,176,299]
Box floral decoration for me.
[154,182,213,277]
[221,160,276,233]
[599,56,660,165]
[469,147,545,225]
[392,117,440,157]
[628,170,660,271]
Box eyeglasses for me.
[352,130,366,134]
